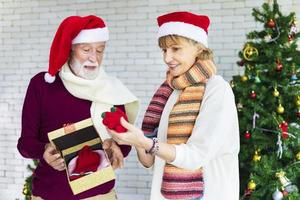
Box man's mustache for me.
[83,61,99,67]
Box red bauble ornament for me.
[244,188,253,197]
[282,190,288,196]
[267,19,276,28]
[250,91,257,99]
[282,132,289,139]
[238,60,244,66]
[297,112,300,118]
[276,62,283,71]
[279,121,289,139]
[244,131,251,139]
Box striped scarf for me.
[142,60,216,200]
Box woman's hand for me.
[107,118,176,165]
[43,143,65,171]
[107,117,152,150]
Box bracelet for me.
[145,138,159,155]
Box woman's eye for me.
[83,49,90,52]
[172,47,180,51]
[161,49,167,53]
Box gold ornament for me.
[248,180,256,190]
[230,80,235,88]
[243,44,259,61]
[277,104,284,114]
[296,97,300,106]
[273,88,280,97]
[22,187,28,195]
[296,152,300,160]
[275,171,298,192]
[246,64,255,70]
[253,150,261,162]
[241,75,248,82]
[276,171,290,187]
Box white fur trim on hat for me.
[44,72,56,83]
[72,27,109,44]
[157,22,208,47]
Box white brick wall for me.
[0,0,299,199]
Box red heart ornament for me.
[72,145,101,175]
[101,107,128,133]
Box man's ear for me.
[67,52,73,66]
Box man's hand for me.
[103,139,124,170]
[43,143,65,171]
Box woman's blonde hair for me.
[158,35,213,60]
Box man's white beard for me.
[70,59,100,80]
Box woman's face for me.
[161,38,199,77]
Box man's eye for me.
[83,49,90,52]
[96,50,103,53]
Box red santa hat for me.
[157,11,210,47]
[44,15,109,83]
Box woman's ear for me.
[195,45,203,61]
[197,46,204,54]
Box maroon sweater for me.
[17,72,131,200]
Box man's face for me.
[69,42,106,80]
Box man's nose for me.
[88,51,97,62]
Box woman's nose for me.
[164,50,173,63]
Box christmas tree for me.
[231,0,300,199]
[22,160,38,200]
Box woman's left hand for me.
[106,117,148,148]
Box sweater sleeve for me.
[117,144,131,158]
[170,79,239,170]
[17,77,47,159]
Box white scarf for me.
[59,64,139,140]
